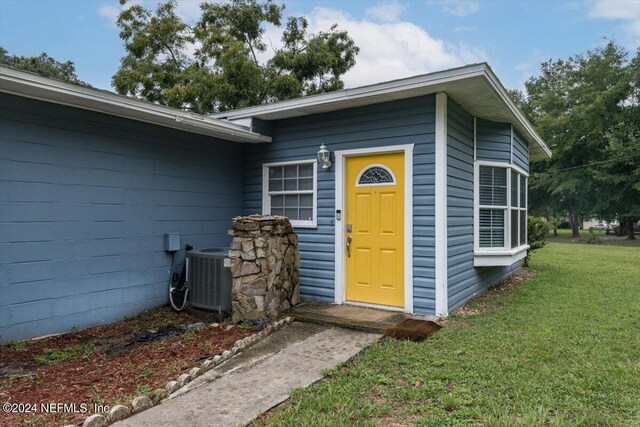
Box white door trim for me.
[334,143,414,314]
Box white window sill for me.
[290,221,317,229]
[473,245,529,267]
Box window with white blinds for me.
[476,164,528,251]
[478,167,507,248]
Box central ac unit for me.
[186,248,232,313]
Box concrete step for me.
[289,302,440,334]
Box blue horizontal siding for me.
[448,261,521,311]
[242,95,437,314]
[446,99,522,312]
[0,94,243,341]
[512,129,529,172]
[476,118,511,163]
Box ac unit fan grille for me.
[187,249,232,313]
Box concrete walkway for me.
[113,322,379,427]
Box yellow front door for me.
[345,152,404,308]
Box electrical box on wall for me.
[164,233,180,252]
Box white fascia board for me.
[212,64,487,120]
[0,66,271,143]
[213,63,551,159]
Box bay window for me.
[474,162,528,266]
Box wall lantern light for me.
[317,144,332,169]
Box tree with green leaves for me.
[589,50,640,240]
[0,47,87,85]
[112,0,359,114]
[514,42,639,239]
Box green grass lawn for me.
[256,242,640,426]
[549,228,640,247]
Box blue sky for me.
[1,0,638,92]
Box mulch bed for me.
[0,307,255,426]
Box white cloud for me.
[453,25,477,32]
[98,0,144,26]
[262,7,488,88]
[429,0,480,17]
[173,0,205,24]
[587,0,640,39]
[98,4,120,26]
[588,0,639,20]
[365,1,406,23]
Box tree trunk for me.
[625,217,636,240]
[569,213,580,238]
[553,227,558,237]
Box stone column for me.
[228,215,300,323]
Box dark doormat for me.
[382,319,442,342]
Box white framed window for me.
[474,161,529,266]
[262,160,317,228]
[478,166,508,248]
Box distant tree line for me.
[511,42,640,240]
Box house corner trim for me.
[435,92,449,316]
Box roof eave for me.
[212,63,488,121]
[213,63,551,159]
[0,67,271,144]
[481,65,552,159]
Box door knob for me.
[346,235,352,257]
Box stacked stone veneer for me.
[228,215,300,322]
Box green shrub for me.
[525,216,551,267]
[582,232,603,245]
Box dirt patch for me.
[382,319,442,342]
[444,268,535,326]
[0,307,254,427]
